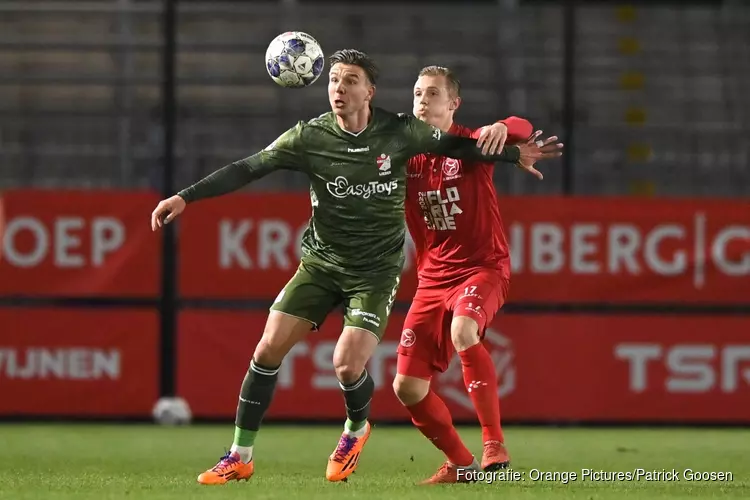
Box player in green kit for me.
[150,49,560,485]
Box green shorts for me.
[270,259,401,341]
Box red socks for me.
[404,342,505,465]
[406,390,474,466]
[458,342,504,444]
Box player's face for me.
[413,75,459,125]
[328,63,374,116]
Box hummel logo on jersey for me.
[348,146,370,153]
[377,154,392,176]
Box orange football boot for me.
[482,441,511,471]
[325,422,371,481]
[420,460,481,484]
[197,451,254,485]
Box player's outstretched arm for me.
[431,131,521,163]
[178,123,306,204]
[404,114,520,163]
[442,116,540,162]
[498,116,534,143]
[473,116,534,155]
[177,156,267,203]
[150,123,306,231]
[151,156,260,231]
[150,155,276,230]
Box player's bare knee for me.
[253,312,312,366]
[333,327,379,384]
[334,363,365,385]
[253,337,286,366]
[333,350,367,384]
[332,341,367,383]
[451,316,481,352]
[393,374,429,406]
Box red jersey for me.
[405,118,532,285]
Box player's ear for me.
[450,96,461,111]
[366,84,376,102]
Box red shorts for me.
[397,270,509,379]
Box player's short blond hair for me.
[418,66,461,98]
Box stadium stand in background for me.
[1,1,748,197]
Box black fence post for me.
[562,0,576,195]
[159,0,178,397]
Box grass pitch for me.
[0,424,747,499]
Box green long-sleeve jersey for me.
[178,107,520,277]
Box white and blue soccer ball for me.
[265,31,324,88]
[152,397,192,426]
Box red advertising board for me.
[177,310,750,423]
[178,194,750,304]
[0,308,159,416]
[0,191,161,297]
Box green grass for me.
[0,424,747,499]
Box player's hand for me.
[476,122,508,156]
[515,130,564,180]
[151,195,186,231]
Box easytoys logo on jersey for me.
[326,176,399,199]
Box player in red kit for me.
[393,66,562,484]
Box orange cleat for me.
[481,441,510,471]
[420,460,481,484]
[197,451,254,485]
[325,422,371,482]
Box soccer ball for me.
[265,31,324,88]
[152,397,192,426]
